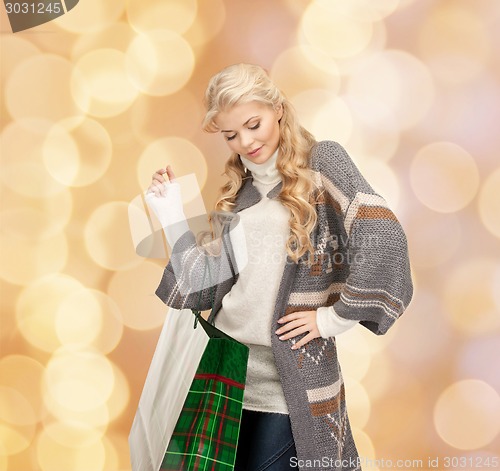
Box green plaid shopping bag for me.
[160,307,249,471]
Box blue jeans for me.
[235,409,298,471]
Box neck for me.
[240,148,281,185]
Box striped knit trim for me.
[340,296,399,320]
[345,192,389,235]
[311,169,322,189]
[167,246,205,306]
[342,283,406,316]
[313,170,351,214]
[306,378,343,403]
[309,386,345,417]
[288,282,344,305]
[340,285,404,319]
[357,206,398,221]
[344,283,406,308]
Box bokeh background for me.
[1,0,500,470]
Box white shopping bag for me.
[129,307,210,471]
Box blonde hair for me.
[200,63,318,263]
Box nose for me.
[240,130,254,149]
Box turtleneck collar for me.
[239,148,281,185]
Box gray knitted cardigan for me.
[155,141,413,471]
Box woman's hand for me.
[275,310,321,350]
[147,165,177,197]
[144,165,185,228]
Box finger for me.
[276,317,307,334]
[153,170,165,183]
[278,324,310,340]
[153,169,166,177]
[151,180,164,194]
[277,311,306,324]
[146,181,159,192]
[292,332,315,350]
[147,181,164,196]
[152,180,169,197]
[166,165,177,183]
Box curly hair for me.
[200,63,318,263]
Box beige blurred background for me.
[1,0,499,470]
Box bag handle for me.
[192,227,236,328]
[190,237,246,344]
[222,229,237,280]
[191,258,216,329]
[191,262,238,342]
[205,230,236,325]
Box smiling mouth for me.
[248,146,262,156]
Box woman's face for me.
[214,101,283,164]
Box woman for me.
[146,64,413,471]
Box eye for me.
[226,134,236,141]
[249,122,260,130]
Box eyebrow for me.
[220,116,259,133]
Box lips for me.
[248,146,263,156]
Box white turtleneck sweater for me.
[162,149,357,414]
[214,150,291,413]
[214,150,358,414]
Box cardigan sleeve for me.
[316,306,358,338]
[316,141,413,335]
[155,215,239,311]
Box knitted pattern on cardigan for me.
[216,149,291,414]
[155,141,414,471]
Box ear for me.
[276,103,283,121]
